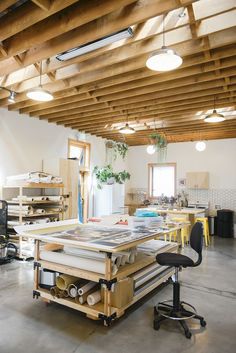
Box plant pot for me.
[106,177,115,185]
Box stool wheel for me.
[200,319,207,327]
[185,330,192,339]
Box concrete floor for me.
[0,236,236,353]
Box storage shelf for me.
[7,200,63,205]
[8,212,62,218]
[38,260,103,282]
[38,288,116,318]
[4,183,64,188]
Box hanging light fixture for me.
[119,123,135,135]
[27,61,53,102]
[204,96,225,123]
[146,15,183,72]
[146,145,156,154]
[195,141,206,152]
[8,91,16,103]
[119,111,135,134]
[0,86,16,103]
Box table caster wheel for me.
[185,330,192,339]
[153,321,160,331]
[200,319,206,327]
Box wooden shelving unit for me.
[3,183,64,259]
[18,222,180,325]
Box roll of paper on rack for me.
[87,290,101,306]
[68,281,82,298]
[56,274,78,290]
[78,281,97,296]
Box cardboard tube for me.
[56,274,78,290]
[50,286,60,297]
[78,281,97,296]
[67,280,87,298]
[87,290,101,306]
[76,286,99,305]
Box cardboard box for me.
[102,277,134,309]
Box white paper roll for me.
[78,281,97,296]
[40,251,118,275]
[64,247,121,268]
[87,290,101,306]
[47,196,64,201]
[34,208,46,214]
[8,205,33,211]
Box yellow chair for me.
[163,230,178,242]
[171,217,190,248]
[195,217,210,246]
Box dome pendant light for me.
[119,111,135,134]
[146,15,183,72]
[204,96,225,123]
[119,123,135,135]
[27,61,53,102]
[195,141,206,152]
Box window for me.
[149,163,176,198]
[68,139,90,169]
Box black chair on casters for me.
[153,222,206,339]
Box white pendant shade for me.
[119,123,135,134]
[204,109,225,123]
[195,141,206,152]
[26,86,53,102]
[146,145,156,154]
[146,46,183,72]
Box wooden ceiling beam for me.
[0,0,195,75]
[0,1,17,12]
[40,77,236,121]
[0,0,78,42]
[3,0,136,61]
[30,0,52,11]
[64,99,236,129]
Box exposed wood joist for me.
[0,0,235,144]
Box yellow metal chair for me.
[195,217,210,246]
[171,217,190,248]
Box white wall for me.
[0,108,126,217]
[127,139,236,190]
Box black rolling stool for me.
[153,222,206,339]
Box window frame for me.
[67,139,91,169]
[148,163,176,199]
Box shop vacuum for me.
[0,200,17,264]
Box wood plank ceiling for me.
[0,0,235,145]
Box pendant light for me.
[27,61,53,102]
[204,96,225,123]
[146,145,156,154]
[119,112,135,134]
[195,141,206,152]
[146,15,183,72]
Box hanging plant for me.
[149,132,168,162]
[105,141,128,163]
[93,165,130,189]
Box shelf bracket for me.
[98,312,117,326]
[33,290,40,299]
[33,261,41,270]
[99,278,117,291]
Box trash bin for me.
[208,216,216,235]
[217,209,234,238]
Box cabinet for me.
[186,172,209,189]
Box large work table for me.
[15,219,186,326]
[138,207,205,228]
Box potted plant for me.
[93,165,115,189]
[149,132,168,161]
[105,141,128,162]
[114,170,131,184]
[93,165,130,189]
